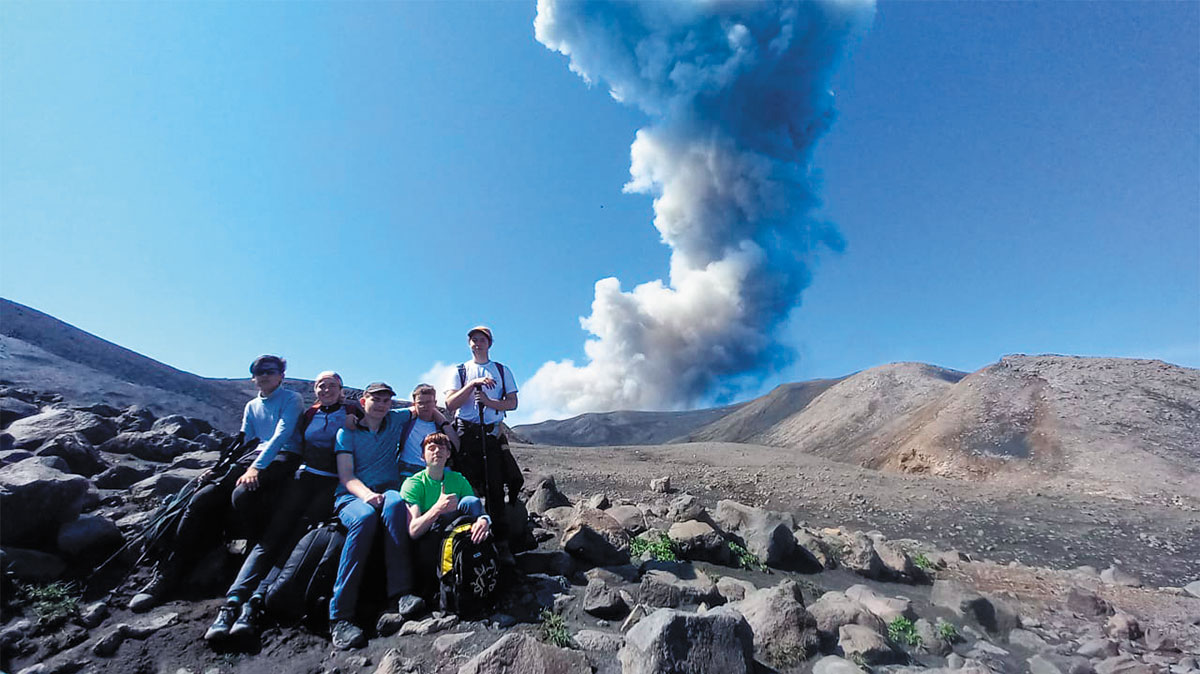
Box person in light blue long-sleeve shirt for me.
[230,355,306,540]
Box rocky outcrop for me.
[619,608,755,674]
[0,461,90,545]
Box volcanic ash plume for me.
[524,0,874,420]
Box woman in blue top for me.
[206,371,361,643]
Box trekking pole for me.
[476,387,494,526]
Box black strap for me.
[459,362,506,399]
[396,414,418,464]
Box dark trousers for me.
[452,429,520,541]
[226,471,338,601]
[230,456,301,541]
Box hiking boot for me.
[395,594,425,619]
[330,619,366,650]
[204,601,240,642]
[229,596,263,638]
[128,566,174,613]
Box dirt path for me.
[512,441,1200,588]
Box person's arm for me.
[251,393,305,470]
[336,436,382,507]
[406,491,458,538]
[479,392,518,413]
[433,407,460,450]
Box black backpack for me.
[265,520,346,623]
[436,515,500,619]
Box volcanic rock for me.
[620,607,754,674]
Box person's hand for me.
[344,412,359,430]
[470,376,495,390]
[434,492,459,516]
[470,517,491,543]
[363,491,385,508]
[236,466,260,490]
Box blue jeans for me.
[328,490,412,622]
[327,493,485,621]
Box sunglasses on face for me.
[253,369,281,376]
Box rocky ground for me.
[2,384,1198,674]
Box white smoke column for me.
[525,0,874,420]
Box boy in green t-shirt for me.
[402,433,491,543]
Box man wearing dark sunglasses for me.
[129,355,305,613]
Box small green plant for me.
[849,652,868,668]
[912,553,934,571]
[630,532,678,562]
[936,618,959,642]
[728,542,766,571]
[888,616,922,647]
[539,608,574,648]
[21,582,80,624]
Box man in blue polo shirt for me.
[327,382,457,650]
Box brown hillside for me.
[755,362,965,464]
[871,355,1200,500]
[679,378,843,444]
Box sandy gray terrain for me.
[512,440,1200,588]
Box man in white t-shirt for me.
[443,326,521,549]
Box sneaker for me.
[128,567,173,613]
[229,596,263,638]
[395,594,425,619]
[204,601,240,642]
[330,619,365,650]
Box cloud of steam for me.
[524,0,874,421]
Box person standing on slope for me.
[443,326,521,559]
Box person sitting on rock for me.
[129,354,305,612]
[205,370,361,642]
[402,432,491,587]
[327,381,458,650]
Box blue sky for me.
[2,1,1196,424]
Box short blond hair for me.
[315,371,343,386]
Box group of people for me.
[129,326,520,650]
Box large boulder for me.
[713,500,797,569]
[728,580,820,667]
[150,415,200,440]
[526,475,571,515]
[874,539,918,581]
[931,580,1019,636]
[130,469,204,500]
[808,591,887,643]
[639,564,722,609]
[844,584,915,622]
[2,547,66,582]
[793,528,835,570]
[619,607,755,674]
[56,514,123,558]
[0,461,90,545]
[94,463,156,490]
[35,433,108,477]
[666,494,707,522]
[838,624,904,666]
[0,398,39,428]
[607,504,648,535]
[116,406,156,433]
[562,507,630,567]
[99,432,202,463]
[583,575,630,619]
[837,532,886,579]
[668,520,732,565]
[458,633,591,674]
[5,409,118,450]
